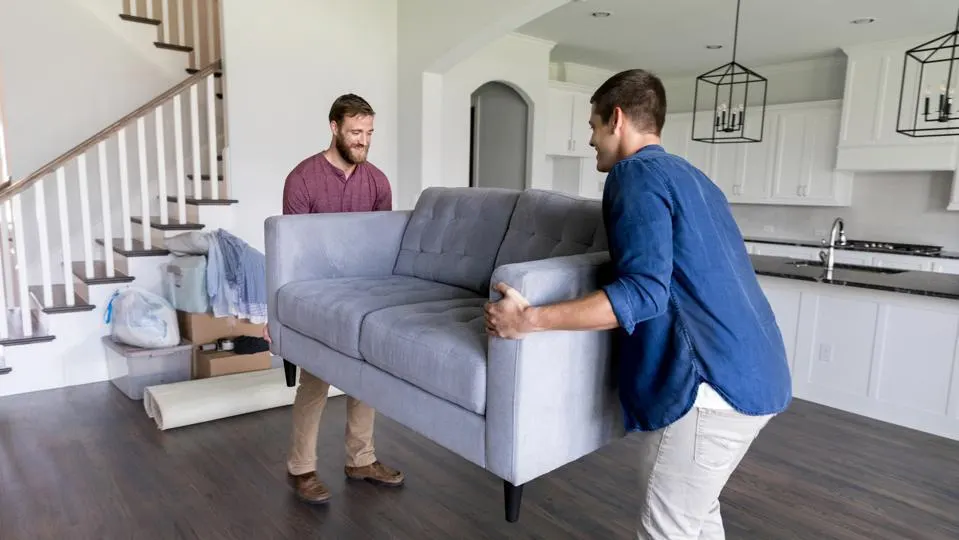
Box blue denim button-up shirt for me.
[601,144,792,432]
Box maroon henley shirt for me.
[282,151,392,215]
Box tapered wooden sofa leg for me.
[504,480,524,523]
[282,359,297,387]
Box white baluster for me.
[0,201,14,307]
[97,141,116,278]
[118,128,134,252]
[178,0,187,49]
[190,84,202,200]
[11,195,30,337]
[136,117,152,249]
[206,74,218,199]
[145,0,153,20]
[0,207,7,338]
[173,94,187,224]
[0,242,7,339]
[0,100,9,183]
[156,105,168,225]
[161,0,170,43]
[77,155,95,281]
[33,180,53,308]
[55,167,75,306]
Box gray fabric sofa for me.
[265,186,625,522]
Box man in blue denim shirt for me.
[486,69,792,539]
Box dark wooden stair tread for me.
[131,217,204,231]
[96,238,170,257]
[186,68,223,77]
[0,310,55,347]
[165,196,237,205]
[154,42,193,53]
[187,174,224,181]
[29,285,95,314]
[72,262,134,285]
[119,14,161,25]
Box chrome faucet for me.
[819,217,847,270]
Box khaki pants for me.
[287,370,376,475]
[636,407,773,539]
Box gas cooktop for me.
[842,239,943,255]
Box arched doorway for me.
[469,81,529,190]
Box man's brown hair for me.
[590,69,667,135]
[329,93,375,125]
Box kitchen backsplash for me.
[731,171,959,250]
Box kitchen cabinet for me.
[660,101,853,207]
[546,83,594,158]
[548,154,606,200]
[759,275,959,441]
[836,38,959,172]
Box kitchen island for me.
[753,255,959,441]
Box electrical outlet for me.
[763,225,775,234]
[818,343,833,363]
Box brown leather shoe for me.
[344,461,405,487]
[287,471,332,504]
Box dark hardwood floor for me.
[1,382,957,539]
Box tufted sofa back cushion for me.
[393,187,521,294]
[494,189,607,268]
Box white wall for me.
[472,82,529,190]
[441,34,554,193]
[220,0,398,251]
[0,0,194,284]
[397,0,568,210]
[0,0,183,179]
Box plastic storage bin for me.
[162,255,209,313]
[103,336,192,399]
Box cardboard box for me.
[193,350,273,379]
[177,311,264,347]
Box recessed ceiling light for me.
[706,44,723,50]
[591,11,612,18]
[851,17,876,24]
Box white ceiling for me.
[519,0,959,76]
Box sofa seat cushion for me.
[277,276,479,359]
[360,298,488,415]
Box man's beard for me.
[335,135,368,165]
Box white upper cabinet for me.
[546,83,594,158]
[837,37,959,171]
[661,100,852,207]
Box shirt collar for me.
[638,144,665,155]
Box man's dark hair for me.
[329,93,375,125]
[590,69,667,135]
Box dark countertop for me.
[744,236,959,260]
[752,255,959,300]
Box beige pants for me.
[636,406,773,539]
[287,370,376,475]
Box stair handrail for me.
[0,59,222,203]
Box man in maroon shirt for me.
[265,94,403,505]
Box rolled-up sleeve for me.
[600,160,674,334]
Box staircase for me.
[0,1,232,396]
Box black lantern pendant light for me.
[691,0,767,143]
[896,7,959,137]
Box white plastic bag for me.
[106,287,181,349]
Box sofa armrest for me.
[265,210,412,352]
[485,251,625,486]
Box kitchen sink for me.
[788,260,908,275]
